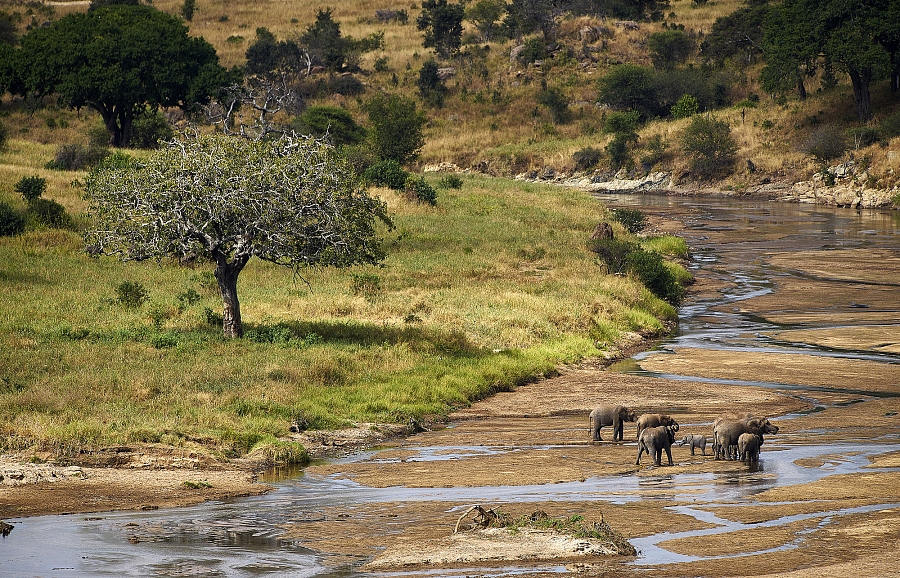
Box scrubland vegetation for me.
[1,0,896,461]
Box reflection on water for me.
[3,196,899,576]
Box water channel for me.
[2,195,899,576]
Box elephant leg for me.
[636,443,646,465]
[665,445,673,465]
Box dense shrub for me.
[611,208,648,233]
[15,176,47,203]
[417,59,447,108]
[130,107,174,149]
[404,174,438,205]
[438,174,464,188]
[517,37,548,64]
[681,115,737,178]
[364,93,427,164]
[606,134,635,170]
[802,124,847,163]
[670,94,699,119]
[328,74,365,96]
[573,147,602,171]
[627,249,684,305]
[536,87,569,123]
[26,198,73,229]
[116,281,148,308]
[46,143,110,171]
[292,105,367,146]
[879,111,900,140]
[588,237,637,274]
[0,200,25,236]
[648,29,695,70]
[364,159,410,189]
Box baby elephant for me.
[738,433,762,463]
[636,425,677,466]
[677,434,708,456]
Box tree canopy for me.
[84,133,392,338]
[363,93,427,164]
[14,4,234,146]
[417,0,465,58]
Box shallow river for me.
[3,195,899,576]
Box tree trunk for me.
[214,254,250,339]
[848,67,873,120]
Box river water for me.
[2,195,899,577]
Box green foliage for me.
[46,143,111,171]
[180,0,197,22]
[0,200,25,236]
[640,134,669,169]
[700,5,767,66]
[880,111,900,139]
[611,208,648,233]
[327,74,365,96]
[245,27,306,77]
[417,0,465,58]
[417,59,447,107]
[627,249,685,305]
[116,281,148,308]
[26,198,73,230]
[648,29,695,70]
[597,64,657,118]
[301,8,384,72]
[404,174,438,205]
[573,147,602,171]
[606,134,634,170]
[351,273,382,299]
[293,105,367,147]
[488,510,635,555]
[603,111,641,135]
[129,107,174,149]
[536,87,569,123]
[671,94,699,119]
[802,124,847,163]
[15,4,231,147]
[466,0,506,42]
[681,115,737,178]
[0,120,7,151]
[364,159,410,189]
[517,37,548,64]
[15,175,47,203]
[438,174,464,189]
[363,93,427,164]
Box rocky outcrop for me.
[779,162,898,208]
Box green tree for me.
[536,86,569,123]
[363,93,427,164]
[466,0,506,42]
[700,4,769,67]
[761,0,822,101]
[670,94,699,119]
[648,30,695,70]
[14,5,233,147]
[84,133,391,339]
[681,115,737,178]
[301,8,384,72]
[417,0,465,58]
[597,64,659,119]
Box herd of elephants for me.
[589,404,780,466]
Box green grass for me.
[0,173,684,459]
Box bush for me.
[438,174,463,189]
[573,147,602,171]
[417,59,447,108]
[588,237,637,274]
[670,94,699,119]
[351,273,381,298]
[404,175,438,205]
[681,115,737,178]
[648,29,694,70]
[46,143,110,171]
[0,200,25,236]
[116,281,149,308]
[627,249,684,305]
[802,124,846,163]
[606,134,634,170]
[847,126,880,149]
[26,198,72,229]
[518,37,548,64]
[879,111,900,139]
[364,159,410,189]
[15,176,47,203]
[328,74,365,96]
[611,208,648,233]
[363,93,427,164]
[536,87,569,123]
[293,105,367,147]
[130,107,174,149]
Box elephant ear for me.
[672,422,679,432]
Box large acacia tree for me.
[14,4,234,146]
[84,133,392,338]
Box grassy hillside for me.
[4,0,893,461]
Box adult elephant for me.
[589,404,636,441]
[636,425,677,466]
[636,413,679,439]
[713,415,779,460]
